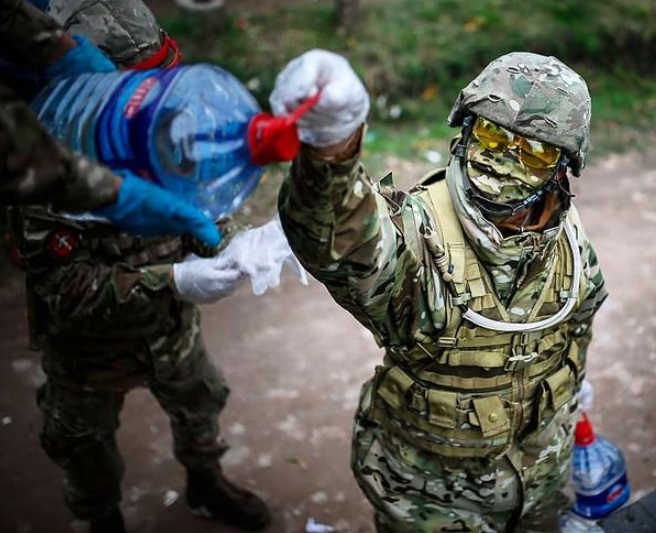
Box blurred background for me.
[155,0,655,170]
[146,0,656,223]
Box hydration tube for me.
[461,218,581,332]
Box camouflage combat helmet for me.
[447,52,591,176]
[46,0,181,68]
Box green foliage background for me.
[162,0,656,167]
[3,0,656,272]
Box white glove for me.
[270,48,370,147]
[172,254,247,304]
[219,215,308,296]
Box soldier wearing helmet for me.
[273,49,607,532]
[446,52,591,236]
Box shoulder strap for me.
[423,180,467,292]
[415,167,447,188]
[419,180,469,340]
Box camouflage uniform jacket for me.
[11,205,236,365]
[0,83,117,210]
[0,0,116,210]
[279,143,608,457]
[10,206,186,373]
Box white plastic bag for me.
[220,215,308,295]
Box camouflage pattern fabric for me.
[37,308,230,519]
[0,0,117,210]
[0,0,67,70]
[2,0,228,522]
[0,83,117,210]
[46,0,176,68]
[279,125,606,531]
[466,138,557,205]
[14,206,231,521]
[353,384,576,533]
[447,52,591,176]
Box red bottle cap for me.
[247,92,321,166]
[575,412,597,446]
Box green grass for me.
[160,0,656,166]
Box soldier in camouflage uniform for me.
[272,50,607,532]
[4,1,270,532]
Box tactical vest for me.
[10,206,187,271]
[368,176,586,460]
[8,206,192,350]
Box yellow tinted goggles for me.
[472,117,562,169]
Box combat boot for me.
[88,507,126,533]
[185,466,270,531]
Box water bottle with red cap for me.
[31,64,317,219]
[571,412,631,521]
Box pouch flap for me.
[427,389,458,429]
[473,396,510,438]
[376,366,414,410]
[545,365,574,411]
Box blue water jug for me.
[571,413,631,520]
[31,64,314,219]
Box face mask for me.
[466,116,561,204]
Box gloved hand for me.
[219,215,308,295]
[172,254,246,304]
[171,216,307,303]
[94,170,221,248]
[269,49,369,147]
[40,34,116,85]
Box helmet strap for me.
[451,115,475,158]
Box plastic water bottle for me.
[571,412,631,520]
[31,64,317,219]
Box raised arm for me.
[274,50,446,344]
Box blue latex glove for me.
[40,35,116,85]
[94,170,222,247]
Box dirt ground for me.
[0,148,655,533]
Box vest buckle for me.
[504,350,539,371]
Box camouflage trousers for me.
[36,312,230,521]
[351,379,576,533]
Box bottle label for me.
[123,76,160,119]
[95,68,181,183]
[574,474,631,519]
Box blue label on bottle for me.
[574,474,631,520]
[96,68,181,184]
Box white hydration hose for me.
[462,218,581,332]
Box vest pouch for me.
[545,365,575,411]
[376,366,414,410]
[371,365,513,459]
[424,390,513,458]
[426,389,458,429]
[471,395,511,438]
[532,364,575,432]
